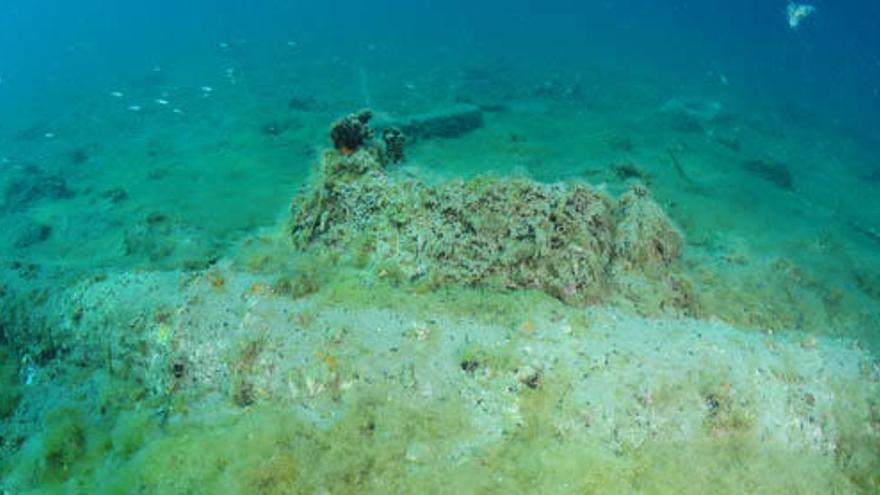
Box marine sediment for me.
[1,131,878,494]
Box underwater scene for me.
[1,0,879,493]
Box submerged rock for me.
[290,148,687,309]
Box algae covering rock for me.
[290,148,688,309]
[613,183,682,268]
[330,110,374,155]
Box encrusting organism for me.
[291,126,691,313]
[382,127,406,164]
[330,110,374,155]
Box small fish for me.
[110,91,124,98]
[286,41,298,48]
[155,98,169,105]
[200,86,213,93]
[24,363,37,386]
[128,105,142,112]
[219,41,229,49]
[44,132,55,139]
[172,108,184,114]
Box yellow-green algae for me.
[1,267,877,493]
[3,363,877,494]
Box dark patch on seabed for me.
[741,158,794,190]
[2,165,74,212]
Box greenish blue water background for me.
[2,1,878,129]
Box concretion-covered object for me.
[382,127,406,164]
[330,110,374,155]
[291,148,688,308]
[382,104,484,141]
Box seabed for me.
[1,56,878,493]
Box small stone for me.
[517,365,542,390]
[101,188,128,203]
[460,359,479,374]
[801,335,818,350]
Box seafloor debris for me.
[853,270,880,301]
[612,161,649,183]
[287,96,316,111]
[290,148,687,309]
[382,127,406,164]
[331,105,482,157]
[742,158,794,190]
[260,119,297,138]
[606,133,635,152]
[531,77,583,102]
[2,165,74,212]
[330,110,374,155]
[69,148,90,165]
[123,213,220,269]
[666,147,703,192]
[714,134,741,152]
[383,104,483,142]
[100,187,128,204]
[861,167,880,183]
[659,98,730,134]
[460,359,480,374]
[14,223,52,248]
